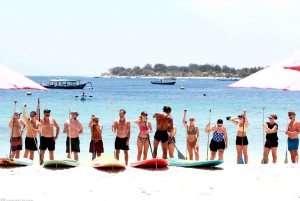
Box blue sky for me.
[0,0,299,76]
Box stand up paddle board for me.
[167,158,223,167]
[43,158,80,168]
[92,155,125,168]
[130,158,168,168]
[0,158,34,166]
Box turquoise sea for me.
[1,77,300,164]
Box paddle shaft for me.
[148,134,153,158]
[92,119,96,160]
[111,101,116,158]
[284,104,289,163]
[9,101,17,158]
[206,109,211,161]
[68,101,72,157]
[38,98,43,164]
[262,107,265,164]
[27,117,44,163]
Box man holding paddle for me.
[63,110,83,161]
[285,111,300,163]
[37,106,60,165]
[22,104,41,161]
[89,115,104,159]
[153,106,174,159]
[112,109,131,166]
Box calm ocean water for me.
[1,76,300,164]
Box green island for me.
[104,63,264,78]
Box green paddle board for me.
[43,158,80,168]
[167,158,223,167]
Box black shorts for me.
[154,130,169,143]
[236,136,248,146]
[115,137,129,150]
[210,139,225,152]
[265,139,278,148]
[66,137,80,153]
[40,136,55,151]
[89,140,104,153]
[168,137,176,145]
[25,137,38,151]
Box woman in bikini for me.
[230,110,249,164]
[166,124,177,158]
[205,119,228,160]
[183,110,200,161]
[134,111,153,161]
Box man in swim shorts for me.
[37,106,60,165]
[8,111,26,159]
[89,115,104,160]
[22,104,41,161]
[112,109,131,165]
[285,111,300,163]
[63,110,83,161]
[153,106,174,159]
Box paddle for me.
[206,109,211,161]
[148,134,153,158]
[37,98,43,165]
[68,100,72,158]
[111,101,116,158]
[169,137,185,159]
[27,117,44,164]
[284,104,289,164]
[9,101,17,158]
[92,116,96,160]
[238,116,245,164]
[261,107,266,164]
[75,96,93,98]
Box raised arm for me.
[230,117,239,126]
[134,116,141,125]
[22,104,29,124]
[243,110,249,127]
[205,123,215,134]
[182,110,187,127]
[36,104,40,121]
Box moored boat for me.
[151,78,176,85]
[41,79,93,89]
[218,77,241,81]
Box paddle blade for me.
[284,152,288,164]
[238,156,244,164]
[92,152,96,161]
[178,151,185,160]
[261,158,266,164]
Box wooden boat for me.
[217,78,241,81]
[42,79,92,89]
[151,78,176,85]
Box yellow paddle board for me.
[91,155,125,168]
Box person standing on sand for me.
[153,106,173,159]
[22,104,41,161]
[63,110,83,161]
[285,111,300,163]
[166,124,177,158]
[262,114,279,164]
[134,111,153,161]
[8,111,26,159]
[230,110,249,164]
[37,106,60,165]
[205,119,228,160]
[112,109,131,165]
[89,115,104,158]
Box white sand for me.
[0,162,300,201]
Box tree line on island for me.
[107,63,264,78]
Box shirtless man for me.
[63,110,83,161]
[89,115,104,160]
[37,107,60,165]
[285,111,300,163]
[23,104,41,160]
[112,109,130,165]
[8,111,26,158]
[153,106,173,159]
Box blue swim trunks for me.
[288,138,299,151]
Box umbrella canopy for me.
[0,63,48,91]
[228,51,300,91]
[284,59,300,71]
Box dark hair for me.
[217,119,223,124]
[30,111,36,116]
[163,106,172,113]
[141,111,148,116]
[119,109,126,114]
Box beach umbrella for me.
[228,51,300,91]
[0,63,48,91]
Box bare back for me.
[154,112,173,131]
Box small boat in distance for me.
[218,77,241,81]
[151,78,176,85]
[42,79,93,89]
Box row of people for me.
[7,104,300,165]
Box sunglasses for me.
[44,112,50,114]
[217,124,223,126]
[30,115,35,117]
[142,114,148,116]
[189,119,195,121]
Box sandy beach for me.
[1,162,299,201]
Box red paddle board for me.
[130,158,168,168]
